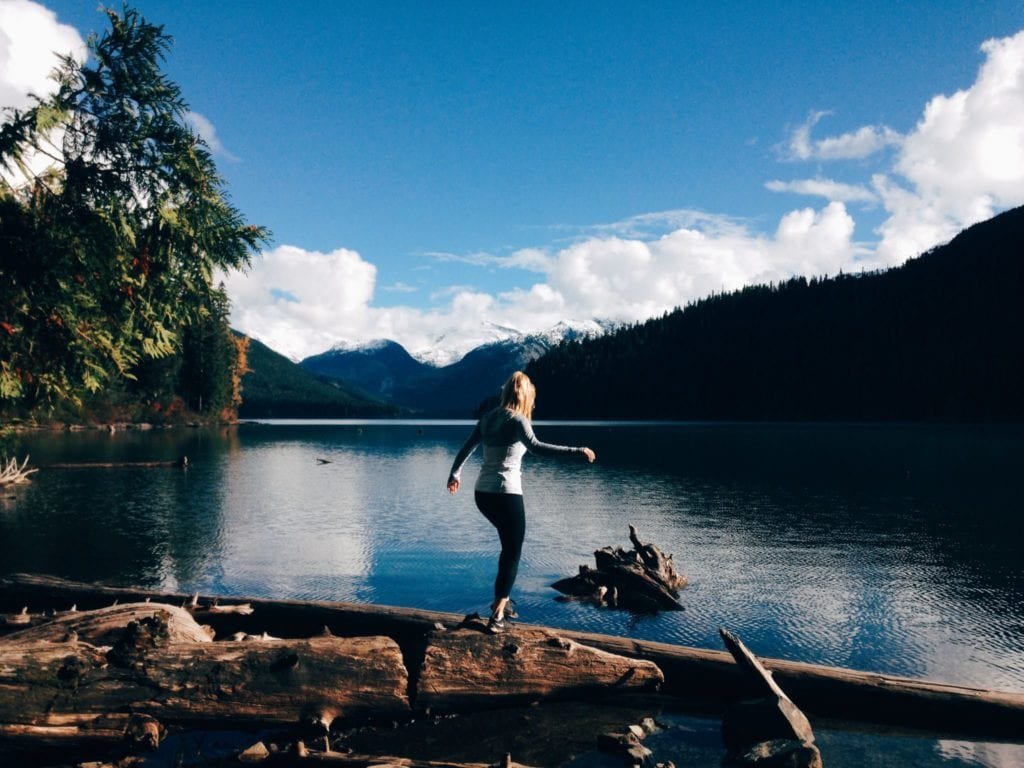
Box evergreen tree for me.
[0,6,268,415]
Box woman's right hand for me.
[581,447,596,463]
[447,477,460,494]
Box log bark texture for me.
[416,624,663,711]
[265,750,538,767]
[3,574,1024,739]
[2,602,213,646]
[0,630,409,736]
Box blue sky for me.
[3,1,1024,361]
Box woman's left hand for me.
[581,447,596,463]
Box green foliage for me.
[0,6,268,417]
[239,336,401,419]
[527,206,1024,422]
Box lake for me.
[2,420,1023,766]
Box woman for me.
[447,371,595,633]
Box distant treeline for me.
[527,206,1024,422]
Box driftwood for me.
[3,602,214,645]
[2,574,1024,740]
[552,525,686,611]
[0,603,410,746]
[0,597,667,760]
[417,621,663,711]
[720,628,822,768]
[0,455,37,485]
[264,749,539,767]
[43,457,188,469]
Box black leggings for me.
[475,491,526,600]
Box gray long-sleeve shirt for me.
[447,407,585,495]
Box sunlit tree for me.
[0,6,268,412]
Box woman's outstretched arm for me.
[447,422,482,493]
[516,416,595,462]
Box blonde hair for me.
[500,371,536,420]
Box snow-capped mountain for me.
[409,318,611,367]
[299,320,615,416]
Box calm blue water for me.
[2,421,1023,766]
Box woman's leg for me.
[474,491,526,612]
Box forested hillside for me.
[527,206,1024,422]
[0,8,265,425]
[302,336,551,417]
[239,337,399,419]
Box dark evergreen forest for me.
[526,206,1024,422]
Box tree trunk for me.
[0,618,409,743]
[3,602,213,645]
[416,621,663,712]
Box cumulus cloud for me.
[0,1,84,188]
[765,178,878,204]
[225,204,861,361]
[776,29,1024,266]
[6,2,1023,365]
[0,0,84,111]
[185,111,239,161]
[873,29,1024,263]
[220,245,378,360]
[785,111,902,161]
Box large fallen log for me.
[265,749,538,767]
[3,602,213,645]
[0,605,410,746]
[417,621,663,711]
[2,574,1023,739]
[0,600,667,759]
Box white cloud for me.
[0,1,84,188]
[766,178,878,204]
[382,282,418,294]
[816,125,902,160]
[785,111,902,161]
[220,245,378,360]
[779,30,1024,266]
[185,111,238,161]
[225,203,861,361]
[873,29,1024,262]
[6,3,1023,367]
[0,0,84,112]
[787,110,829,161]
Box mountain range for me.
[237,336,401,419]
[240,206,1023,422]
[298,320,610,417]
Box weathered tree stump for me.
[417,624,663,712]
[552,526,686,611]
